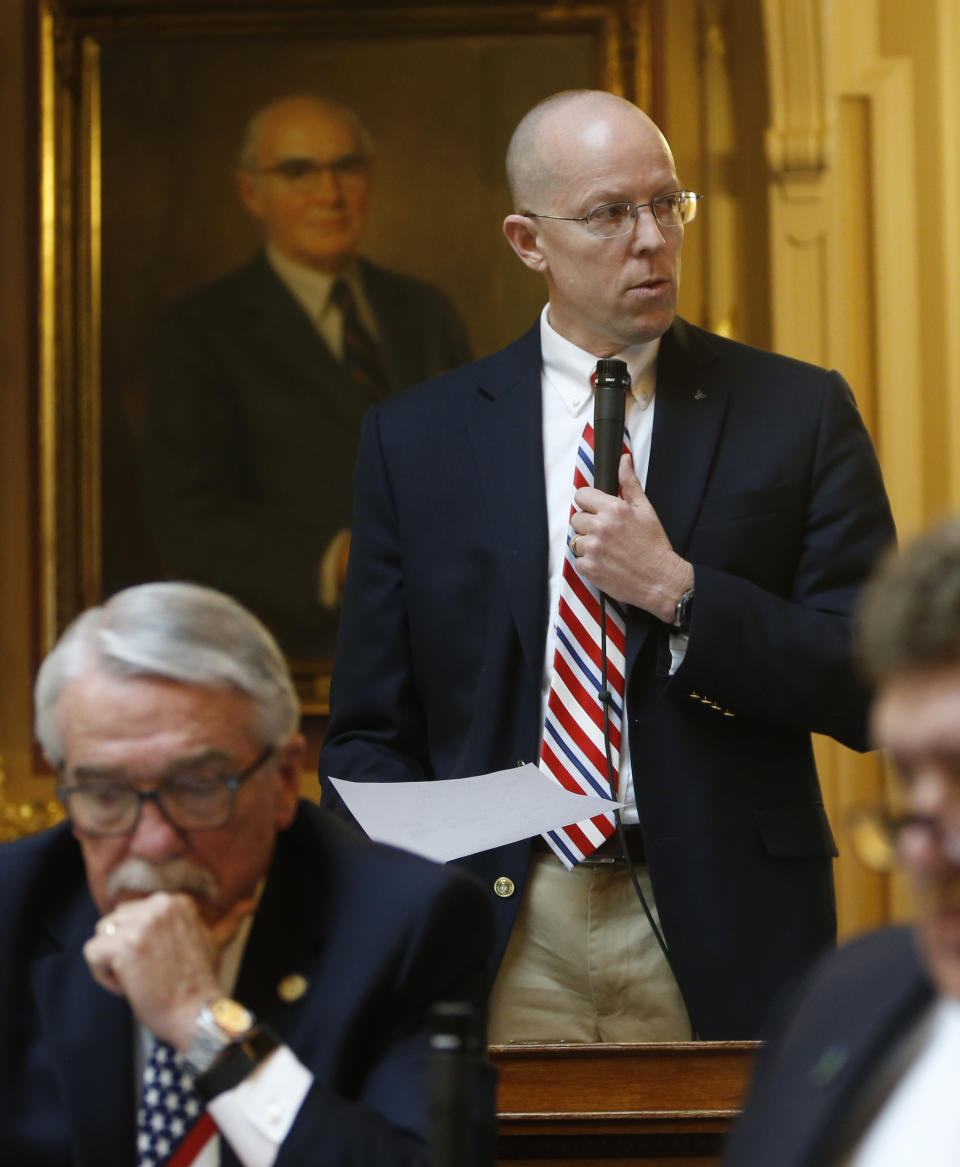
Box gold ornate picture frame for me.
[37,0,654,713]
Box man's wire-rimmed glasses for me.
[523,191,702,239]
[847,803,960,872]
[58,744,276,837]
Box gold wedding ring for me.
[572,534,583,556]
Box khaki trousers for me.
[488,853,691,1043]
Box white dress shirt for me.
[843,997,960,1167]
[538,304,687,823]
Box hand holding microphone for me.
[574,357,694,622]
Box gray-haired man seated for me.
[0,581,493,1166]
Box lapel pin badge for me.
[277,973,309,1003]
[809,1045,849,1087]
[693,389,707,401]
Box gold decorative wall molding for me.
[762,0,833,185]
[833,0,923,536]
[761,0,835,366]
[698,0,739,339]
[932,0,960,508]
[761,0,925,937]
[0,757,64,843]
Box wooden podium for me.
[491,1041,759,1166]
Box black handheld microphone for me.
[593,358,630,495]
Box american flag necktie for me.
[137,1038,217,1167]
[331,279,390,402]
[539,420,631,869]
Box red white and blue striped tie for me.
[539,421,631,869]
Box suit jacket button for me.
[277,973,309,1003]
[494,877,515,898]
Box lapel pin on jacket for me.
[809,1044,850,1087]
[277,973,309,1003]
[693,388,707,400]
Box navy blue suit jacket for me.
[143,254,472,656]
[0,801,494,1166]
[320,317,896,1038]
[723,927,934,1166]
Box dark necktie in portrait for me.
[331,277,391,403]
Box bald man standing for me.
[143,96,471,658]
[320,91,895,1041]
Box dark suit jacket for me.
[0,801,494,1166]
[319,317,896,1038]
[723,927,935,1166]
[142,253,472,656]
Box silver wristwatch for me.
[669,585,695,634]
[183,997,255,1075]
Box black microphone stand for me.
[428,1001,494,1167]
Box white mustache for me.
[106,857,219,903]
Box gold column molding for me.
[0,755,64,843]
[761,0,916,939]
[762,0,834,184]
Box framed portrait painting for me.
[38,0,656,710]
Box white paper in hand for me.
[327,764,623,863]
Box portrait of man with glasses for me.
[0,581,493,1166]
[726,519,960,1166]
[142,94,472,658]
[320,88,896,1043]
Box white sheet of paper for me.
[327,764,623,863]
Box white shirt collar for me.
[539,303,659,416]
[266,244,362,321]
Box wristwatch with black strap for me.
[183,997,281,1101]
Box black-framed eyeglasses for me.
[523,191,702,239]
[247,153,369,192]
[57,744,276,838]
[847,803,960,872]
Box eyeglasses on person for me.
[846,803,960,873]
[248,153,369,193]
[57,744,276,837]
[523,191,702,238]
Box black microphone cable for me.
[592,358,697,1039]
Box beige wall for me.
[3,0,960,935]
